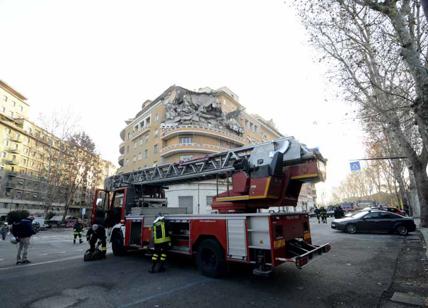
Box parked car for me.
[32,221,41,233]
[33,217,49,231]
[331,210,416,235]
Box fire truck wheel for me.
[112,233,126,256]
[197,239,226,278]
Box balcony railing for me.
[6,147,19,154]
[9,136,21,143]
[129,127,150,141]
[161,124,245,146]
[4,159,18,165]
[160,143,229,157]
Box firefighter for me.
[149,214,171,273]
[86,224,107,258]
[73,219,84,244]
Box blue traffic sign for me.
[350,161,361,172]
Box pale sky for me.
[0,0,365,202]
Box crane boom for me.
[105,136,325,191]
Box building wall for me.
[117,85,292,214]
[165,181,227,214]
[0,80,116,219]
[118,86,282,173]
[0,80,29,120]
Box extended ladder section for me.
[105,136,326,192]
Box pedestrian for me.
[11,214,35,265]
[338,206,345,218]
[1,222,9,240]
[334,207,342,219]
[73,219,84,244]
[320,207,327,224]
[314,207,321,223]
[86,224,107,258]
[149,214,171,273]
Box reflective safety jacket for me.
[153,220,171,245]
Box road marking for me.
[0,255,83,271]
[119,278,211,308]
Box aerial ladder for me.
[91,137,330,276]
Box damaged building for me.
[118,85,316,213]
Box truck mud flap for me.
[277,239,331,269]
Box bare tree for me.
[37,110,79,215]
[295,0,428,226]
[60,132,102,222]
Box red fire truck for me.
[91,137,330,277]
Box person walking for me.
[149,214,171,273]
[11,215,35,265]
[314,207,321,223]
[73,219,84,244]
[1,222,9,240]
[320,207,327,224]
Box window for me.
[20,105,23,112]
[144,149,148,158]
[146,117,151,125]
[206,196,213,207]
[138,152,142,160]
[3,95,7,102]
[380,213,400,219]
[364,212,382,219]
[2,107,5,113]
[180,136,192,144]
[153,144,158,154]
[154,129,158,137]
[13,101,16,107]
[155,113,159,121]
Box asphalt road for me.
[0,218,405,308]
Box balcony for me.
[160,143,229,158]
[4,159,18,165]
[118,155,124,167]
[119,142,126,154]
[6,147,19,154]
[9,136,21,143]
[130,127,150,141]
[161,124,245,146]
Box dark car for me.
[331,210,416,235]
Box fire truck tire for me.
[112,233,126,256]
[197,239,226,278]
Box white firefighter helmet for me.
[153,214,164,224]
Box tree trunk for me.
[412,165,428,227]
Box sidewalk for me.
[379,228,428,307]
